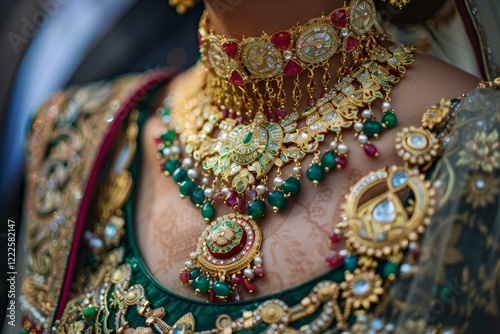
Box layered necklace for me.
[154,0,418,303]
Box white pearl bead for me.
[354,122,364,132]
[358,134,368,144]
[382,101,392,110]
[162,148,171,156]
[338,249,348,257]
[273,177,284,187]
[221,187,230,196]
[187,169,198,179]
[400,263,412,274]
[171,146,180,154]
[254,256,263,265]
[201,177,209,185]
[190,252,198,259]
[330,141,338,149]
[362,109,372,119]
[338,143,349,154]
[292,166,300,174]
[204,188,214,198]
[256,185,266,194]
[185,260,193,268]
[182,157,193,168]
[409,242,418,250]
[243,268,255,279]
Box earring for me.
[169,0,199,15]
[380,0,411,9]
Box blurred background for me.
[0,0,498,331]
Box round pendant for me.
[340,166,434,258]
[349,0,376,36]
[207,36,231,78]
[296,20,340,64]
[242,38,284,78]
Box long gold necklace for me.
[155,0,415,302]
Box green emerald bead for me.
[363,120,383,138]
[20,329,29,334]
[189,268,201,280]
[212,281,231,297]
[321,151,336,171]
[160,108,171,118]
[268,191,287,211]
[306,163,324,182]
[173,168,187,183]
[281,177,301,196]
[190,189,205,206]
[179,180,196,196]
[344,255,358,272]
[192,275,210,294]
[165,160,181,175]
[247,200,266,219]
[161,129,176,144]
[82,306,97,319]
[382,112,397,128]
[201,202,215,220]
[382,261,400,279]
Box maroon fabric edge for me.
[55,69,176,321]
[454,0,487,80]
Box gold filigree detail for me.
[422,99,452,130]
[457,129,500,172]
[464,172,500,209]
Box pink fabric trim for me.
[55,69,176,320]
[454,0,487,80]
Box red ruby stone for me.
[307,98,317,107]
[329,233,340,245]
[209,289,220,303]
[231,273,243,285]
[326,254,344,269]
[221,109,229,119]
[267,109,279,122]
[411,249,420,261]
[277,108,287,118]
[271,31,291,50]
[254,267,265,277]
[346,36,359,52]
[226,191,238,207]
[243,277,257,293]
[179,270,189,283]
[363,143,378,158]
[237,197,247,214]
[223,41,238,59]
[230,71,244,85]
[283,60,303,75]
[154,133,163,144]
[331,9,348,27]
[335,155,348,169]
[231,290,244,302]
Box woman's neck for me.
[204,0,345,39]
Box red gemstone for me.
[243,277,257,293]
[237,197,247,214]
[346,36,359,52]
[159,161,165,172]
[277,108,287,118]
[307,98,317,106]
[283,60,303,75]
[411,249,420,261]
[335,155,348,169]
[226,191,238,207]
[329,233,340,244]
[267,109,279,121]
[363,143,378,158]
[198,32,203,46]
[223,41,238,58]
[154,133,163,144]
[271,31,291,50]
[326,253,344,269]
[221,109,229,119]
[254,267,265,277]
[231,273,243,285]
[231,290,244,302]
[179,270,189,283]
[209,289,219,303]
[331,9,347,27]
[230,71,244,85]
[213,191,225,204]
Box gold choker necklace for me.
[155,0,415,303]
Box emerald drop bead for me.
[344,255,358,272]
[212,281,231,297]
[179,179,196,197]
[307,163,324,183]
[161,129,176,144]
[247,200,266,219]
[268,191,287,211]
[190,188,205,207]
[82,306,97,319]
[189,268,201,280]
[192,275,210,294]
[321,151,336,171]
[165,160,181,175]
[173,168,187,183]
[382,261,400,279]
[382,112,397,128]
[201,202,215,220]
[363,120,382,138]
[281,177,301,196]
